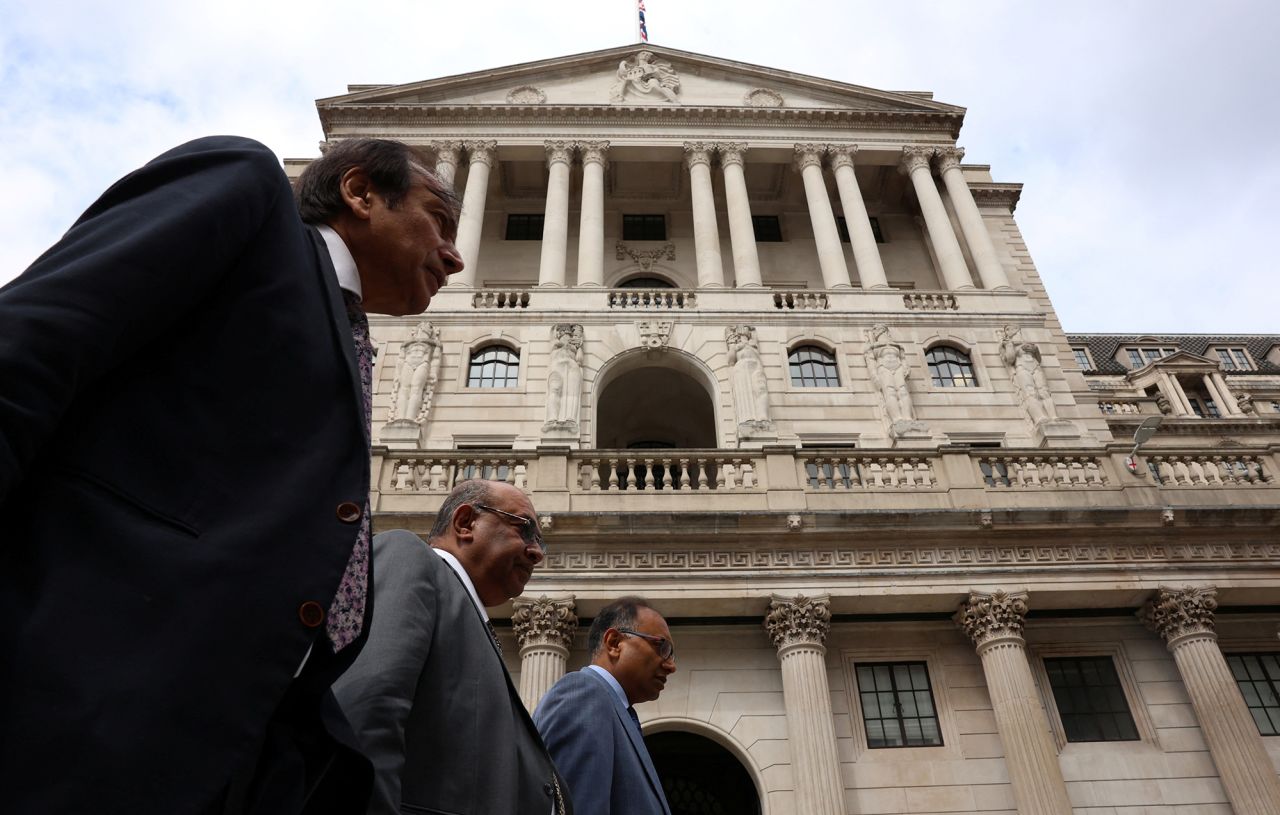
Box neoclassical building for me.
[286,45,1280,815]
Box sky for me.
[2,0,1277,333]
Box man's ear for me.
[451,503,478,545]
[338,167,375,221]
[602,628,623,659]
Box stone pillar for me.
[795,144,851,290]
[765,594,843,815]
[684,142,725,288]
[1210,372,1243,416]
[1203,374,1232,417]
[1158,371,1193,416]
[538,141,574,288]
[1140,587,1280,815]
[717,142,763,288]
[955,591,1072,815]
[828,145,888,289]
[431,140,463,189]
[451,140,497,287]
[900,146,975,290]
[935,147,1012,290]
[576,141,609,287]
[512,595,578,712]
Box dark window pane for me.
[854,661,943,749]
[505,213,545,240]
[1228,653,1280,736]
[926,346,977,388]
[1044,656,1139,743]
[623,214,666,241]
[752,215,783,242]
[788,346,840,387]
[467,345,520,388]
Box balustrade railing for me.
[773,291,829,310]
[575,453,758,492]
[472,290,530,309]
[1098,401,1142,415]
[384,454,529,492]
[1146,453,1272,487]
[801,453,937,490]
[976,454,1108,488]
[902,292,958,311]
[607,289,697,309]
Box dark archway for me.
[646,731,761,815]
[596,365,716,449]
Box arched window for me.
[788,345,840,387]
[618,276,675,289]
[925,345,977,387]
[467,345,520,388]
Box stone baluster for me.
[900,146,974,290]
[1140,587,1280,814]
[955,591,1072,815]
[512,595,579,712]
[935,147,1011,289]
[828,145,888,289]
[684,142,725,288]
[717,143,763,288]
[765,594,843,815]
[795,144,851,289]
[451,140,497,287]
[431,140,464,189]
[576,141,609,287]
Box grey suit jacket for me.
[332,530,569,815]
[534,668,672,815]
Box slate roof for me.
[1067,335,1280,375]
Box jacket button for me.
[543,783,553,798]
[336,502,362,523]
[298,601,325,628]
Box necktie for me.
[627,706,642,730]
[485,620,504,656]
[327,290,374,651]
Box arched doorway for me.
[645,731,762,814]
[594,354,718,449]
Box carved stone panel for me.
[765,594,831,650]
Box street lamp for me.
[1124,415,1163,475]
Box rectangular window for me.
[855,662,943,748]
[1127,349,1144,368]
[505,213,544,240]
[1216,348,1253,371]
[1187,397,1220,418]
[623,214,666,241]
[752,215,783,242]
[1044,656,1140,742]
[1072,348,1092,369]
[1125,347,1177,368]
[1228,653,1280,736]
[835,215,885,243]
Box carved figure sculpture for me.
[864,323,926,438]
[725,325,772,428]
[389,322,442,423]
[544,324,584,429]
[1236,392,1255,415]
[609,50,680,104]
[998,326,1058,424]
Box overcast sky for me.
[2,0,1276,333]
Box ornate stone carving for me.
[539,514,554,532]
[786,514,803,531]
[899,145,934,175]
[506,85,547,105]
[725,325,774,433]
[827,144,858,170]
[998,326,1060,424]
[765,594,831,649]
[864,323,927,439]
[511,595,578,651]
[1236,392,1256,414]
[431,140,464,167]
[1155,393,1174,415]
[716,142,747,168]
[934,146,965,173]
[616,241,676,271]
[610,50,681,104]
[744,88,784,108]
[464,140,498,168]
[979,510,994,529]
[793,143,826,171]
[543,324,584,431]
[637,320,673,350]
[1162,507,1176,526]
[577,140,610,167]
[683,141,714,169]
[1140,586,1218,644]
[545,140,574,168]
[387,321,443,424]
[955,590,1029,647]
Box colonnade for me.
[432,139,1011,292]
[1153,367,1248,417]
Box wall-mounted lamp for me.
[1124,416,1163,475]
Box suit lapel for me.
[587,671,672,815]
[306,225,365,436]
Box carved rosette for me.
[899,146,934,175]
[506,85,547,105]
[1139,586,1218,647]
[765,594,832,651]
[794,143,826,172]
[545,140,574,168]
[934,146,965,173]
[464,140,498,168]
[955,590,1029,649]
[744,88,785,107]
[511,596,578,653]
[683,141,714,169]
[717,142,747,168]
[577,140,610,167]
[827,144,858,170]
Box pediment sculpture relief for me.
[609,50,681,104]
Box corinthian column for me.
[765,594,843,815]
[576,141,609,287]
[828,145,888,289]
[901,146,974,290]
[451,140,497,287]
[795,144,851,289]
[717,143,762,288]
[1140,587,1280,815]
[684,142,725,288]
[935,147,1011,289]
[538,141,574,288]
[431,140,463,189]
[955,591,1072,815]
[512,595,578,712]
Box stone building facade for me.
[287,44,1280,815]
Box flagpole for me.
[637,0,648,43]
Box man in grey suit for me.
[535,597,677,815]
[332,480,570,815]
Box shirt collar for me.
[316,223,362,299]
[585,664,631,710]
[429,545,488,621]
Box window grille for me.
[1226,653,1280,736]
[788,346,840,387]
[926,346,977,387]
[855,662,944,748]
[467,346,520,388]
[1043,656,1140,742]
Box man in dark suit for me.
[535,597,677,815]
[332,479,572,815]
[0,136,462,814]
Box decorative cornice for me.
[765,593,831,650]
[577,140,610,167]
[1139,586,1218,646]
[900,145,934,175]
[545,140,575,167]
[955,590,1029,648]
[934,146,965,173]
[683,141,715,169]
[511,595,578,651]
[794,143,826,171]
[430,140,464,166]
[970,183,1023,213]
[827,144,858,170]
[716,142,747,168]
[463,140,498,167]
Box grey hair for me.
[427,479,496,541]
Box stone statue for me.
[864,323,927,438]
[543,324,584,430]
[998,326,1058,424]
[389,321,442,423]
[1236,392,1255,415]
[609,50,680,104]
[725,325,772,430]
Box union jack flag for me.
[638,0,648,42]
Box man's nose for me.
[439,242,464,276]
[526,542,545,566]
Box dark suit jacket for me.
[534,668,672,815]
[332,530,571,815]
[0,136,373,813]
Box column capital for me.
[512,595,578,652]
[576,140,610,167]
[545,140,575,168]
[716,142,747,167]
[765,593,831,650]
[464,140,498,168]
[900,145,935,175]
[794,143,826,171]
[1140,586,1218,646]
[934,146,966,173]
[956,590,1029,649]
[683,141,715,168]
[826,144,859,170]
[431,140,464,164]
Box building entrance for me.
[596,365,717,449]
[645,731,761,815]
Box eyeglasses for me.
[471,503,546,552]
[616,628,676,662]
